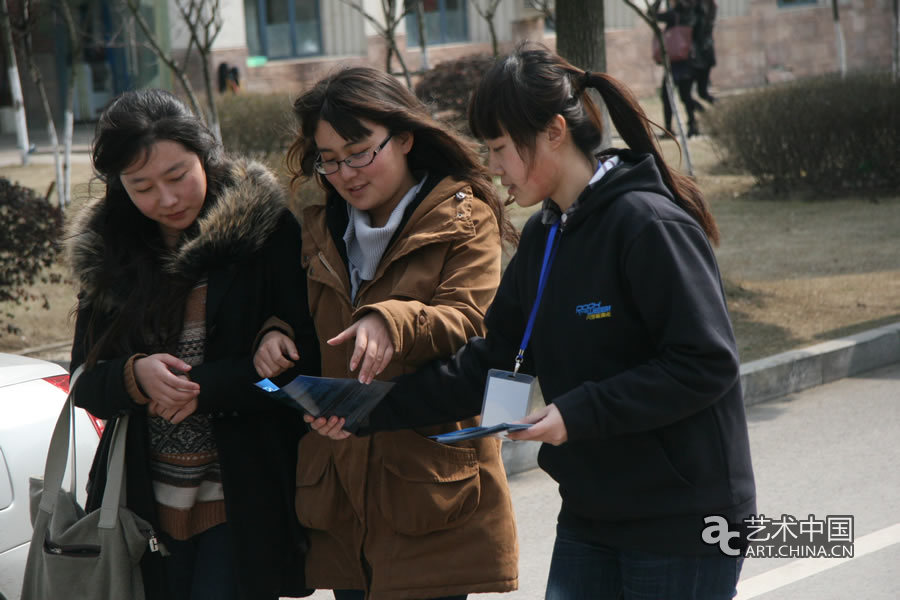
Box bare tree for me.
[341,0,414,87]
[622,0,693,175]
[470,0,503,57]
[172,0,223,139]
[121,0,205,129]
[527,0,554,23]
[409,0,428,70]
[15,0,64,206]
[57,0,78,206]
[832,0,846,78]
[0,0,31,165]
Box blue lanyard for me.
[514,222,560,374]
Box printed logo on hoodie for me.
[575,301,612,320]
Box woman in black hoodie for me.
[309,43,755,600]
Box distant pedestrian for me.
[692,0,718,104]
[655,0,702,136]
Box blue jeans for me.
[334,591,466,600]
[545,525,742,600]
[162,523,240,600]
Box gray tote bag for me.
[21,368,157,600]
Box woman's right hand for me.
[254,330,300,378]
[133,353,200,410]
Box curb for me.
[502,321,900,476]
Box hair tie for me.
[576,71,592,96]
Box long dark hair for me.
[286,66,518,245]
[468,42,719,244]
[81,89,232,366]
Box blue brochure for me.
[255,375,394,433]
[429,423,533,444]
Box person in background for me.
[66,88,317,600]
[253,67,520,600]
[692,0,718,104]
[656,0,702,136]
[310,43,756,600]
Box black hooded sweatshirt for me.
[369,150,756,555]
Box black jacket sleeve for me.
[552,218,741,442]
[190,213,319,415]
[366,249,529,431]
[69,301,139,419]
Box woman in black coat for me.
[66,89,319,600]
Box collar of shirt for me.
[541,155,621,226]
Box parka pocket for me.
[295,450,354,531]
[376,430,481,536]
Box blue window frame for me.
[245,0,322,59]
[406,0,468,46]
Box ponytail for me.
[469,42,719,245]
[583,71,719,244]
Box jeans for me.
[333,591,467,600]
[162,523,240,600]
[545,525,742,600]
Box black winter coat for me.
[371,151,756,555]
[66,159,319,599]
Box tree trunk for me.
[198,50,221,141]
[556,0,605,73]
[556,0,611,149]
[414,0,428,70]
[487,11,498,57]
[59,0,79,207]
[22,8,63,206]
[832,0,846,77]
[1,0,30,165]
[893,0,899,81]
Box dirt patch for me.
[2,117,899,364]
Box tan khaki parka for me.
[296,177,519,599]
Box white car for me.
[0,354,101,600]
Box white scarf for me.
[343,175,427,301]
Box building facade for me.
[1,0,896,132]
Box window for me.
[406,0,468,46]
[245,0,322,59]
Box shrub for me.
[0,178,64,335]
[217,92,297,162]
[415,54,496,134]
[704,72,900,194]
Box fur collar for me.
[67,157,288,312]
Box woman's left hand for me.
[327,312,395,384]
[303,414,353,440]
[506,403,569,446]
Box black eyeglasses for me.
[314,134,393,175]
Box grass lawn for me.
[1,102,898,364]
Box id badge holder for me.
[480,369,538,428]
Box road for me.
[303,361,900,599]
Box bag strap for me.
[38,365,130,530]
[99,414,129,528]
[37,365,84,516]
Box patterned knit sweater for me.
[126,280,226,540]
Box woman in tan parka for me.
[253,67,519,600]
